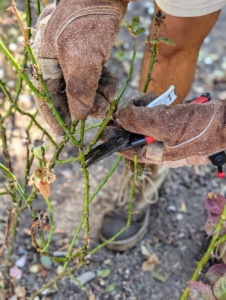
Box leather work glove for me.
[102,92,226,168]
[32,0,129,135]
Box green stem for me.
[36,0,41,16]
[142,44,157,93]
[41,197,54,253]
[79,120,90,258]
[25,0,31,39]
[88,155,137,256]
[115,44,137,105]
[180,204,226,300]
[89,155,122,203]
[74,122,102,135]
[0,81,57,147]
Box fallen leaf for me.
[140,245,150,256]
[151,270,168,282]
[187,281,215,300]
[108,284,116,292]
[89,295,96,300]
[142,253,160,271]
[97,269,111,278]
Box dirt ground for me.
[1,1,226,300]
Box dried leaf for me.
[39,181,50,198]
[142,253,160,271]
[97,269,111,278]
[187,281,215,300]
[213,274,226,300]
[206,264,226,284]
[89,295,96,300]
[205,193,226,215]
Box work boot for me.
[99,164,168,251]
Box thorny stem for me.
[74,122,102,135]
[0,81,57,147]
[88,155,137,255]
[80,120,90,259]
[115,44,137,105]
[50,120,79,169]
[180,204,226,300]
[0,207,13,257]
[0,40,80,147]
[0,114,12,172]
[63,155,122,271]
[25,0,31,39]
[142,44,158,93]
[40,197,54,253]
[36,0,41,16]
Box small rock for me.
[16,256,26,268]
[176,213,184,221]
[29,264,39,273]
[166,205,177,212]
[9,267,22,279]
[76,271,95,285]
[15,286,26,297]
[40,256,52,270]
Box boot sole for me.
[98,207,150,252]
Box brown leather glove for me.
[32,0,129,135]
[103,93,226,168]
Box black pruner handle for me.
[209,151,226,179]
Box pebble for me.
[16,256,26,268]
[76,271,95,285]
[166,205,177,212]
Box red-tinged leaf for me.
[187,281,216,300]
[205,193,226,215]
[206,264,226,284]
[213,274,226,300]
[205,215,220,236]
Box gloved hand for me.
[102,93,226,168]
[32,0,129,135]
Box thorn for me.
[6,6,14,12]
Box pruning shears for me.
[85,88,226,179]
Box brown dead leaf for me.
[180,202,187,213]
[89,295,96,300]
[39,181,50,199]
[142,253,160,272]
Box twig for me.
[36,0,41,16]
[180,204,226,300]
[31,262,83,299]
[40,197,54,253]
[79,120,90,259]
[25,0,31,39]
[0,207,13,257]
[0,81,57,147]
[0,114,12,171]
